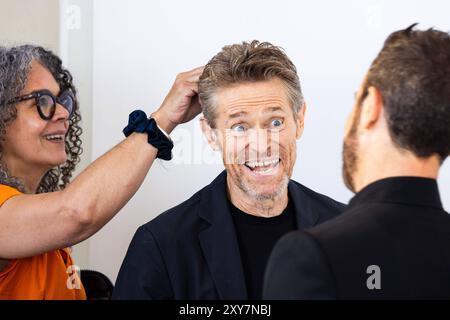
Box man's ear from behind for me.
[359,86,383,131]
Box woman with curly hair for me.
[0,45,202,299]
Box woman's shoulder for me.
[0,184,22,205]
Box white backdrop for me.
[89,0,450,283]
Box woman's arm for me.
[0,67,203,259]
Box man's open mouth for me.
[244,158,280,174]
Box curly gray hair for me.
[0,45,82,193]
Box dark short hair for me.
[364,24,450,161]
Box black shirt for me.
[230,199,297,300]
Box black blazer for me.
[264,177,450,300]
[113,170,344,299]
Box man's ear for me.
[295,103,307,139]
[200,116,220,151]
[360,86,383,130]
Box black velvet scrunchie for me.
[123,110,174,160]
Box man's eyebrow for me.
[262,106,285,114]
[228,107,284,118]
[227,111,248,120]
[225,106,286,124]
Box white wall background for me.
[86,0,450,283]
[0,0,59,49]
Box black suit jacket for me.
[113,170,344,299]
[264,177,450,299]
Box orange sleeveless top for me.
[0,184,86,300]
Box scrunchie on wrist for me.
[123,110,174,160]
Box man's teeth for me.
[44,134,64,141]
[245,159,279,169]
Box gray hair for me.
[198,40,304,128]
[0,45,82,193]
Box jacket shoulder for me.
[264,230,337,299]
[142,171,227,237]
[290,180,346,221]
[142,187,204,237]
[295,181,345,209]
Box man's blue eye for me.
[232,125,247,132]
[271,119,283,127]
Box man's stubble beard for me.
[342,109,362,193]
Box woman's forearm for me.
[62,132,158,242]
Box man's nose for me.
[248,128,270,155]
[247,128,281,160]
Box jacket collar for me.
[348,176,443,210]
[288,179,321,229]
[197,170,319,299]
[197,171,246,299]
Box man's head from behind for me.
[199,41,305,202]
[344,24,450,192]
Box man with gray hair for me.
[113,41,345,300]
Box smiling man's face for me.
[207,77,305,201]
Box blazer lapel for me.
[198,171,248,299]
[288,180,320,229]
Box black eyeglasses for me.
[7,89,75,120]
